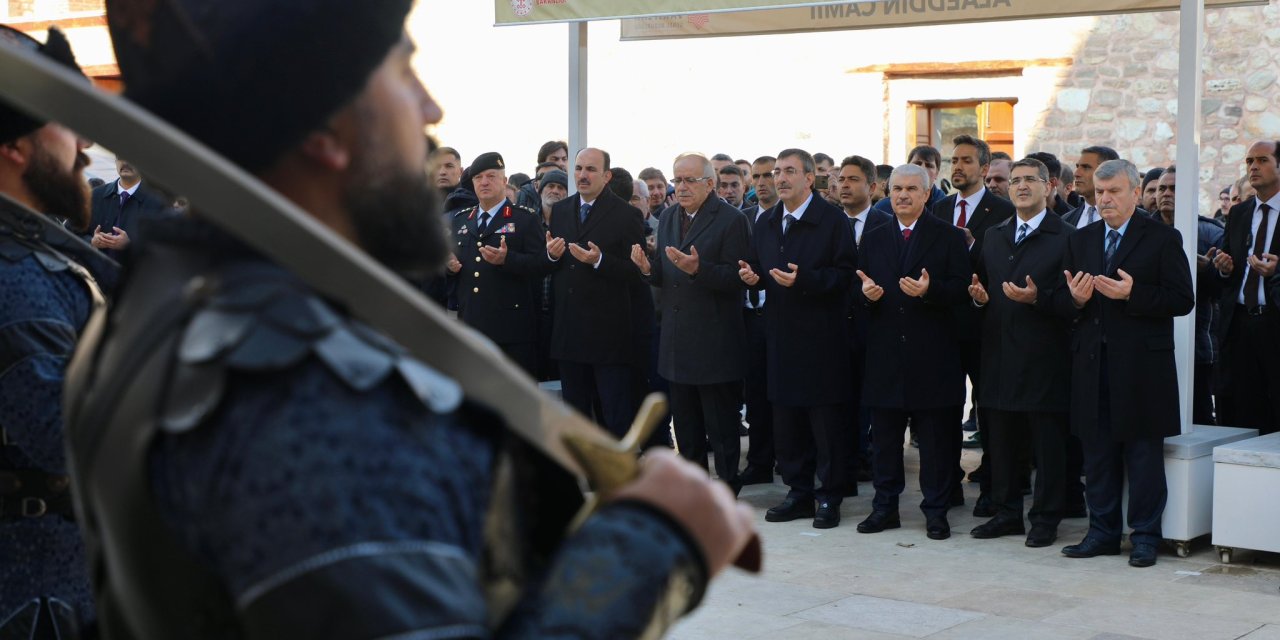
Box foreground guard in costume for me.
[63,1,755,638]
[0,25,108,639]
[447,152,550,376]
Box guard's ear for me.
[295,124,352,173]
[0,136,33,168]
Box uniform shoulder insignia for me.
[515,204,538,215]
[161,263,462,433]
[455,206,478,218]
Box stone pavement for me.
[671,445,1280,640]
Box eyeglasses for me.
[670,177,711,186]
[1008,177,1045,186]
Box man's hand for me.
[1066,270,1095,308]
[857,269,884,302]
[968,274,989,305]
[769,263,798,288]
[546,231,567,260]
[92,226,130,250]
[446,254,462,274]
[1003,275,1038,305]
[479,236,508,266]
[630,243,651,275]
[1095,269,1134,301]
[567,241,602,266]
[1248,252,1279,278]
[1207,247,1233,276]
[610,449,757,578]
[738,260,760,286]
[666,245,700,276]
[89,225,107,249]
[899,268,930,298]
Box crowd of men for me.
[2,5,1280,636]
[429,134,1280,568]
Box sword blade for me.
[0,38,619,481]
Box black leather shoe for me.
[1025,524,1058,548]
[739,465,774,486]
[926,515,951,540]
[765,497,815,522]
[970,515,1025,539]
[856,510,901,533]
[972,492,996,518]
[1129,542,1158,568]
[1061,537,1121,558]
[814,501,841,529]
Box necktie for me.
[680,213,693,242]
[478,212,490,234]
[848,217,862,246]
[1016,222,1030,245]
[902,228,912,242]
[1245,203,1273,309]
[748,288,760,309]
[1104,229,1121,273]
[119,191,131,210]
[1086,206,1097,225]
[957,199,968,227]
[783,214,796,235]
[579,202,592,225]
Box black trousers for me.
[497,341,538,378]
[559,361,637,439]
[1217,308,1280,435]
[774,403,851,504]
[958,339,989,490]
[670,380,742,483]
[1193,362,1216,425]
[870,406,962,519]
[1080,349,1167,546]
[985,409,1069,526]
[743,309,774,468]
[842,335,866,491]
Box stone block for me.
[1083,49,1109,65]
[1154,122,1175,143]
[1094,90,1123,108]
[1087,129,1114,141]
[1087,112,1115,122]
[1099,66,1120,78]
[1117,119,1148,142]
[1056,89,1091,113]
[1221,144,1247,165]
[1220,128,1238,141]
[1207,79,1241,93]
[1244,112,1280,139]
[1124,63,1147,78]
[1202,99,1223,115]
[1134,78,1172,94]
[1246,96,1268,112]
[1225,105,1244,118]
[1246,70,1277,92]
[1138,97,1163,115]
[1265,28,1280,47]
[1156,51,1179,71]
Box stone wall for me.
[6,0,101,18]
[1027,0,1280,211]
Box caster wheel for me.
[1175,542,1190,558]
[1217,546,1233,564]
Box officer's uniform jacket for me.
[449,200,551,346]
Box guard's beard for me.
[344,159,450,281]
[23,145,90,231]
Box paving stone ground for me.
[671,440,1280,640]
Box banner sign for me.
[619,0,1262,40]
[496,0,858,25]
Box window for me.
[909,100,1015,177]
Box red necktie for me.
[957,200,968,227]
[902,228,912,241]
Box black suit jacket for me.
[449,200,551,346]
[846,209,895,350]
[649,196,750,385]
[745,196,856,407]
[858,212,970,411]
[975,213,1074,412]
[547,189,646,365]
[86,180,171,256]
[1210,196,1280,388]
[1050,213,1194,441]
[933,188,1014,343]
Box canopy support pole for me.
[568,22,589,195]
[1174,0,1204,434]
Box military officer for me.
[447,152,550,375]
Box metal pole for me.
[568,22,588,196]
[1173,0,1204,434]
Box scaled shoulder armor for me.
[161,267,462,433]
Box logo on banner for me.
[511,0,532,16]
[687,13,710,29]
